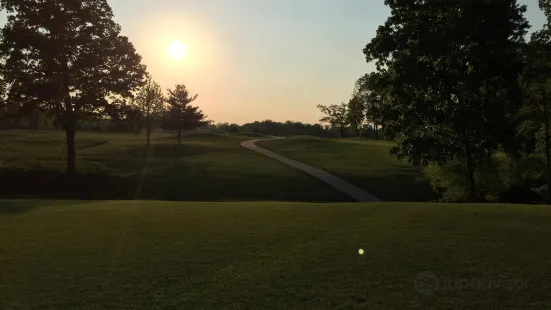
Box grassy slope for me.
[0,131,349,202]
[1,200,550,309]
[257,136,437,202]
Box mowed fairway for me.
[0,131,349,202]
[1,200,550,308]
[258,136,437,201]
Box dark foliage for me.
[363,0,529,201]
[236,120,336,137]
[0,0,146,175]
[164,84,205,144]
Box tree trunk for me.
[29,113,40,130]
[356,125,360,137]
[64,123,77,177]
[339,126,344,139]
[465,140,477,202]
[61,58,76,177]
[146,123,151,146]
[177,111,185,144]
[373,122,378,140]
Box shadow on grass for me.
[123,142,226,160]
[133,154,343,202]
[0,169,138,200]
[0,142,348,203]
[0,199,92,214]
[347,170,438,202]
[0,166,340,203]
[0,143,194,201]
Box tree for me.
[355,71,392,140]
[123,104,143,135]
[238,120,334,137]
[166,84,199,144]
[317,103,348,138]
[0,71,9,128]
[161,104,207,136]
[540,0,551,20]
[520,0,551,198]
[134,76,165,146]
[346,95,365,136]
[364,0,529,201]
[0,0,146,176]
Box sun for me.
[167,41,187,60]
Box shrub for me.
[424,155,546,203]
[424,162,469,202]
[501,155,547,203]
[424,158,506,202]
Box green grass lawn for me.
[1,200,550,309]
[0,131,349,202]
[257,136,437,202]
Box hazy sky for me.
[2,1,548,124]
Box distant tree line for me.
[203,120,383,139]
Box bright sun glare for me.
[167,41,187,60]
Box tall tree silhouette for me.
[134,75,165,146]
[346,95,365,137]
[364,0,528,201]
[521,0,551,198]
[355,71,392,140]
[166,84,199,144]
[0,0,146,176]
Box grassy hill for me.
[3,132,548,308]
[257,136,437,202]
[0,131,349,202]
[1,200,550,309]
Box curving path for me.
[240,138,381,202]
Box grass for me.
[257,136,437,202]
[1,200,550,309]
[0,131,350,202]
